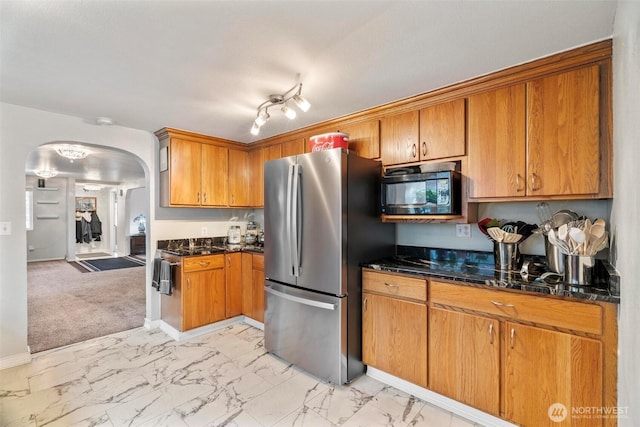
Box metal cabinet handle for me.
[510,328,515,348]
[187,277,191,289]
[530,173,540,191]
[199,261,211,267]
[384,282,400,288]
[203,193,207,203]
[489,323,494,344]
[491,300,515,308]
[227,256,231,267]
[231,194,235,204]
[516,175,525,192]
[411,143,417,158]
[197,192,200,203]
[421,141,427,157]
[363,297,368,311]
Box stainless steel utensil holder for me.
[563,255,595,285]
[493,242,522,271]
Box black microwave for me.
[381,170,461,215]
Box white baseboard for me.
[144,318,161,330]
[158,317,245,341]
[0,351,32,371]
[366,367,516,427]
[243,316,264,330]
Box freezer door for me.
[264,281,350,384]
[264,155,298,285]
[295,149,345,295]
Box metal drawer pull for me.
[530,173,540,191]
[510,328,515,348]
[411,143,417,158]
[198,261,211,267]
[516,175,524,192]
[384,282,400,289]
[264,286,336,311]
[491,300,515,307]
[489,323,494,344]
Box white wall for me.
[611,2,640,425]
[0,102,156,362]
[25,176,68,261]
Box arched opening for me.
[24,141,150,353]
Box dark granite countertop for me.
[157,237,264,257]
[362,246,620,304]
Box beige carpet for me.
[27,260,146,353]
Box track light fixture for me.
[250,83,311,136]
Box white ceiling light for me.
[54,144,89,163]
[83,184,102,191]
[250,83,311,136]
[34,169,58,179]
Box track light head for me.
[250,82,310,135]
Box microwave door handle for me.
[285,164,295,276]
[291,164,301,277]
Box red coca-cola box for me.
[309,132,349,152]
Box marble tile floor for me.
[0,324,481,427]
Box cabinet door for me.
[504,322,603,427]
[228,149,250,206]
[362,292,427,387]
[419,99,466,160]
[241,252,253,316]
[248,145,282,207]
[527,65,600,196]
[183,268,225,330]
[225,253,243,318]
[252,267,265,323]
[380,110,420,165]
[339,120,380,159]
[467,85,526,198]
[281,137,305,157]
[170,138,201,205]
[429,308,500,416]
[201,144,228,206]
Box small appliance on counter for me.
[227,225,241,244]
[245,221,258,245]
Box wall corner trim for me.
[0,351,33,371]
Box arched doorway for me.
[24,142,150,353]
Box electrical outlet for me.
[201,227,208,237]
[0,222,11,235]
[456,224,471,238]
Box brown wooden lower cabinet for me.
[428,307,500,416]
[361,269,618,427]
[225,253,243,318]
[182,256,226,331]
[504,322,603,427]
[362,292,427,388]
[241,252,265,323]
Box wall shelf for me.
[36,215,60,220]
[36,200,59,204]
[35,187,59,191]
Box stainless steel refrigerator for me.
[263,148,395,384]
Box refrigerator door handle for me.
[291,164,302,277]
[285,163,295,276]
[265,285,337,311]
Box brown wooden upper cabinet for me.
[249,143,282,207]
[165,138,229,206]
[280,136,306,158]
[419,98,466,161]
[338,119,380,159]
[228,148,250,207]
[380,99,465,166]
[468,65,601,199]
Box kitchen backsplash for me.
[397,200,612,256]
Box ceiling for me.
[2,0,617,182]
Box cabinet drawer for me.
[430,280,602,335]
[363,270,427,302]
[183,255,225,272]
[252,254,264,270]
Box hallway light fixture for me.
[83,184,102,191]
[34,169,58,179]
[250,83,311,136]
[54,144,89,163]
